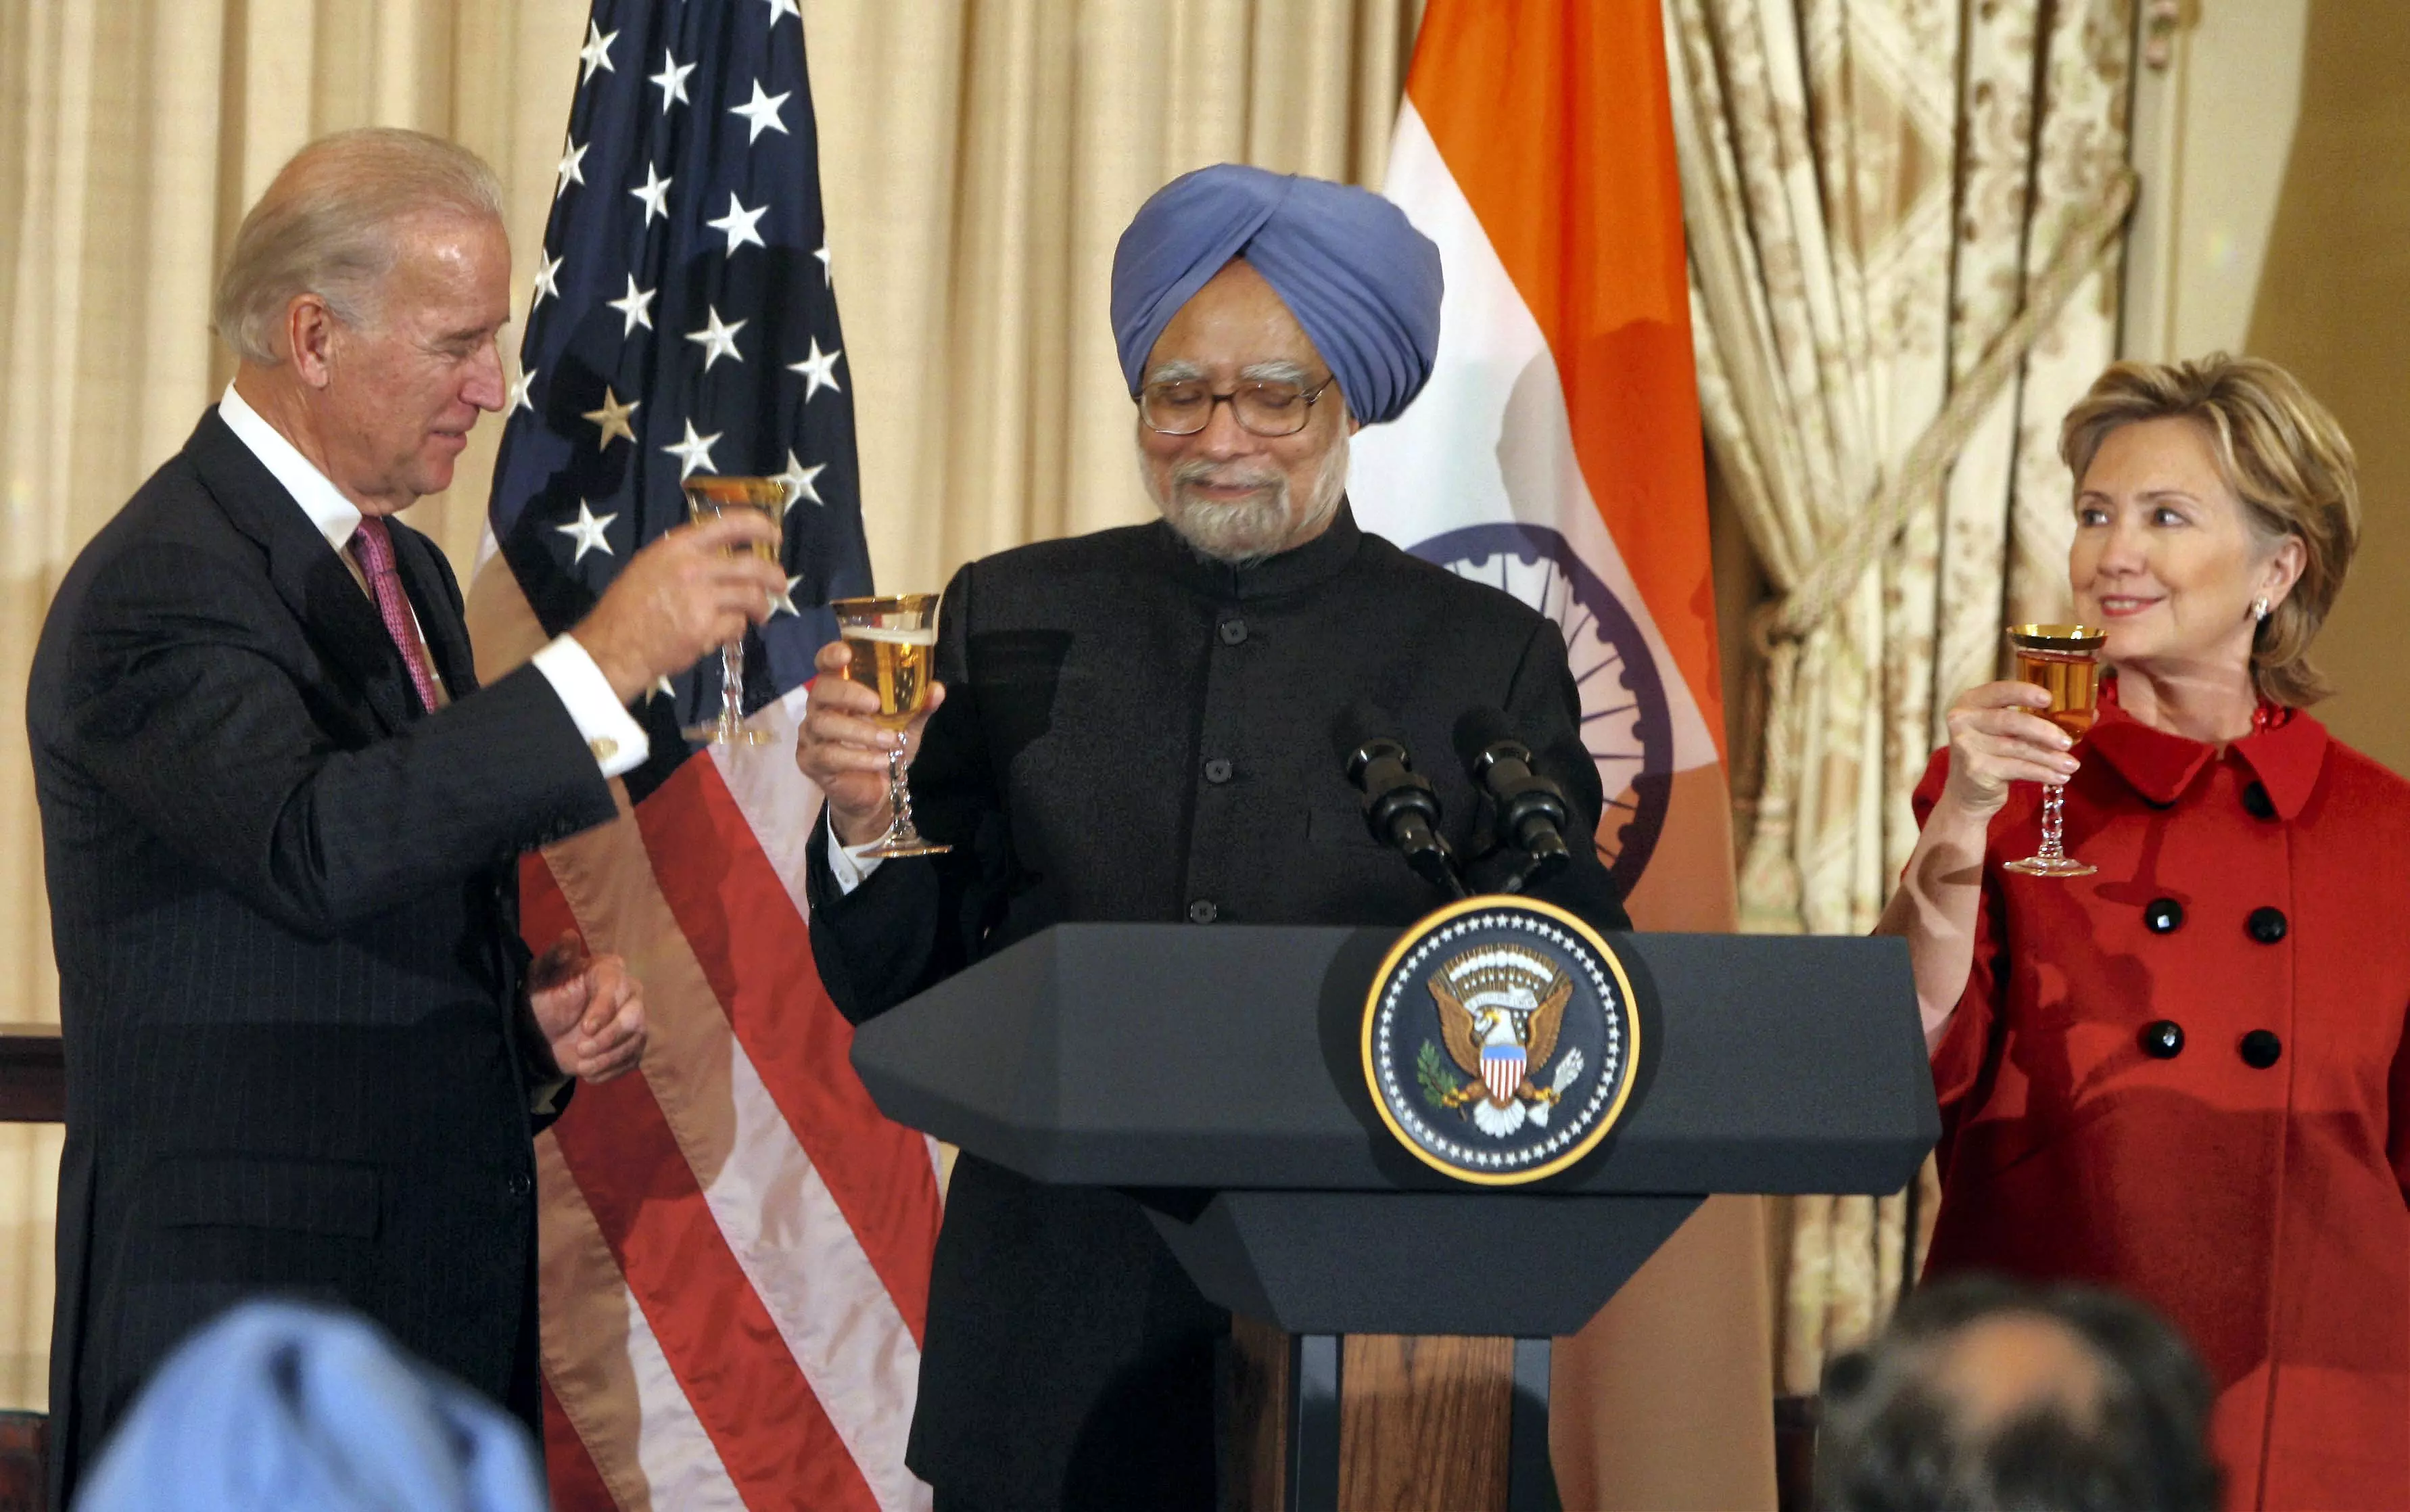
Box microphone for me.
[1334,704,1466,900]
[1452,707,1572,891]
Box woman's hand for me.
[1939,681,2081,819]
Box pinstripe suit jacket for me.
[28,409,618,1506]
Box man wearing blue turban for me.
[797,165,1626,1509]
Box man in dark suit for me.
[29,128,788,1505]
[795,165,1632,1509]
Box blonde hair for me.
[212,128,504,366]
[2059,354,2360,707]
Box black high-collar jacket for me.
[807,502,1624,1507]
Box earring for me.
[2253,597,2270,623]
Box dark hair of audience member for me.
[1814,1274,2220,1512]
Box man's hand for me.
[527,931,647,1083]
[796,640,946,847]
[569,513,790,704]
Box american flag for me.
[467,2,941,1507]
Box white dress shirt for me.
[217,383,649,779]
[824,828,883,893]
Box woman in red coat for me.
[1879,354,2409,1509]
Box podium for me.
[853,922,1936,1510]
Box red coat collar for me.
[2085,675,2328,819]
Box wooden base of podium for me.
[1225,1317,1557,1511]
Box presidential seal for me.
[1361,895,1639,1185]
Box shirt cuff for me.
[822,828,886,895]
[531,636,649,779]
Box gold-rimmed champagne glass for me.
[681,476,785,747]
[830,594,949,858]
[2002,623,2106,878]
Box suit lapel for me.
[185,408,419,735]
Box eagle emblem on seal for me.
[1420,945,1589,1139]
[1363,895,1636,1185]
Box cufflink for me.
[588,736,619,762]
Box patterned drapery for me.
[1665,0,2138,1392]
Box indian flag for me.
[1348,3,1774,1505]
[1350,0,1733,930]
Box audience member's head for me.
[75,1299,546,1512]
[1815,1275,2219,1512]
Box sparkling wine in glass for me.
[680,476,785,747]
[831,594,949,858]
[2002,623,2106,878]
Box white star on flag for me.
[606,276,656,336]
[651,676,677,701]
[788,337,843,400]
[760,0,801,23]
[582,387,640,449]
[813,245,832,284]
[773,450,825,511]
[630,163,674,224]
[531,253,563,307]
[772,575,803,616]
[509,366,537,414]
[554,139,588,200]
[686,306,747,370]
[730,80,791,144]
[649,49,694,113]
[706,193,767,255]
[556,500,617,563]
[579,21,617,85]
[663,420,722,479]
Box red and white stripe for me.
[471,560,940,1511]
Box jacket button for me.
[2242,780,2276,820]
[2239,1029,2284,1069]
[1203,757,1233,784]
[2246,906,2288,944]
[2143,898,2184,934]
[2138,1020,2184,1058]
[1218,617,1248,646]
[1187,899,1219,924]
[506,1172,534,1200]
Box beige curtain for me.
[0,0,1417,1414]
[1667,0,2137,1393]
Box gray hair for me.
[212,127,506,366]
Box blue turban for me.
[76,1301,547,1512]
[1111,164,1443,425]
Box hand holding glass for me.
[2001,623,2105,878]
[682,476,784,747]
[830,594,949,858]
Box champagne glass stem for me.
[719,640,745,742]
[885,745,916,847]
[2038,781,2067,864]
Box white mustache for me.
[1173,463,1283,491]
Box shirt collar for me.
[217,382,364,555]
[2083,673,2329,819]
[1151,498,1364,600]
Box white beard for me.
[1144,433,1350,565]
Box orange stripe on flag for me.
[1405,0,1724,754]
[526,865,884,1512]
[633,757,941,1343]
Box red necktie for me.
[348,517,444,714]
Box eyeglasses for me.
[1138,373,1338,438]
